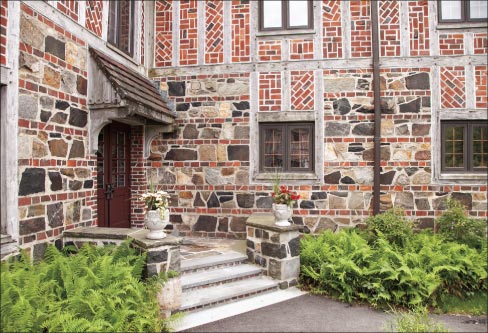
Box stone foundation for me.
[246,213,302,289]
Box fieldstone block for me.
[183,124,199,139]
[19,217,45,235]
[69,140,85,159]
[48,171,62,191]
[230,216,247,232]
[40,110,51,122]
[324,171,341,184]
[19,94,38,120]
[194,215,217,232]
[77,75,87,95]
[333,98,351,115]
[33,242,48,263]
[55,100,70,110]
[451,192,472,210]
[315,217,337,233]
[48,139,68,157]
[69,180,82,191]
[254,255,266,267]
[40,96,54,109]
[412,124,430,136]
[43,66,61,88]
[176,103,190,111]
[405,72,430,90]
[352,122,374,136]
[246,239,255,249]
[61,70,77,93]
[207,192,220,208]
[394,192,414,210]
[228,145,249,161]
[399,98,421,113]
[380,171,396,185]
[233,101,249,110]
[256,197,273,208]
[166,148,197,161]
[324,78,356,92]
[45,36,65,60]
[311,192,327,200]
[147,249,168,264]
[300,201,314,209]
[261,242,287,259]
[415,198,431,210]
[325,122,350,136]
[205,168,225,186]
[19,168,46,195]
[68,108,88,127]
[340,176,355,184]
[237,193,254,208]
[288,237,300,257]
[218,218,229,232]
[168,81,186,96]
[65,201,81,224]
[20,15,45,49]
[234,126,249,139]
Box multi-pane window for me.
[438,0,487,23]
[260,123,314,172]
[441,121,488,173]
[108,0,135,56]
[259,0,313,31]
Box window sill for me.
[436,173,487,184]
[255,172,319,182]
[256,29,315,38]
[436,22,487,30]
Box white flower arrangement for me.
[140,188,170,220]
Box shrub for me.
[384,307,450,333]
[436,199,487,250]
[363,208,414,247]
[1,240,172,332]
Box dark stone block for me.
[333,98,351,115]
[237,193,254,208]
[144,264,159,278]
[246,239,255,249]
[325,122,350,136]
[69,140,85,159]
[261,242,287,259]
[48,171,62,191]
[291,216,303,225]
[357,79,370,90]
[399,98,421,113]
[19,168,45,195]
[54,239,63,251]
[311,192,327,200]
[40,110,52,122]
[233,101,249,110]
[230,216,247,232]
[256,196,273,208]
[207,192,220,208]
[324,171,341,184]
[77,75,87,95]
[227,145,249,161]
[68,108,88,127]
[83,180,93,188]
[416,218,435,230]
[405,72,430,90]
[415,198,430,210]
[69,180,82,191]
[45,36,65,60]
[246,249,255,262]
[19,217,45,235]
[405,167,418,176]
[348,143,365,152]
[194,215,217,232]
[380,97,395,114]
[352,122,374,136]
[176,103,191,111]
[219,195,233,203]
[254,255,267,267]
[340,176,355,184]
[380,171,396,185]
[169,250,181,271]
[289,237,300,257]
[168,81,186,96]
[33,242,48,263]
[51,112,68,124]
[432,196,448,210]
[452,192,472,210]
[147,250,168,264]
[193,192,206,207]
[412,124,430,136]
[300,201,315,209]
[165,148,197,161]
[55,100,70,110]
[218,217,228,232]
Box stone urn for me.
[272,203,292,227]
[145,209,169,239]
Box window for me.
[438,0,487,23]
[259,123,314,172]
[108,0,135,56]
[441,121,487,173]
[259,0,313,31]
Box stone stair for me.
[179,250,279,312]
[0,234,18,260]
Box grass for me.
[384,307,450,333]
[436,291,488,316]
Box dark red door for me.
[96,122,131,228]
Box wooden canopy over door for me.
[96,122,131,228]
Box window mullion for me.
[283,1,288,30]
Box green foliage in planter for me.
[1,240,172,333]
[362,208,414,247]
[300,228,487,309]
[436,199,487,251]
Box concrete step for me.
[180,250,248,274]
[181,264,262,291]
[180,276,278,312]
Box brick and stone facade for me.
[1,1,487,258]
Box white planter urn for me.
[145,209,169,239]
[272,203,293,227]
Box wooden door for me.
[96,122,131,228]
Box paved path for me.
[180,294,487,332]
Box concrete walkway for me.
[177,294,487,332]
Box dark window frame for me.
[441,120,488,173]
[258,0,314,32]
[259,122,314,173]
[108,0,136,57]
[438,0,487,23]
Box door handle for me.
[105,183,114,200]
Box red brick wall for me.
[0,0,7,66]
[179,0,198,66]
[205,0,224,64]
[259,72,281,112]
[290,71,314,111]
[439,33,464,56]
[440,67,465,109]
[473,33,488,55]
[322,0,342,59]
[85,0,103,37]
[475,65,487,109]
[258,41,281,62]
[231,0,250,63]
[289,39,314,60]
[130,126,147,228]
[155,0,173,67]
[408,1,430,56]
[379,0,400,57]
[57,0,79,22]
[350,1,372,58]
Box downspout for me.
[371,1,381,215]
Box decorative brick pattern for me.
[322,0,343,59]
[350,1,372,58]
[440,67,465,109]
[85,0,103,38]
[290,39,314,60]
[258,40,281,62]
[259,72,282,112]
[0,0,7,66]
[231,0,250,63]
[57,0,79,22]
[291,71,314,111]
[155,0,173,67]
[473,33,488,55]
[141,2,145,64]
[130,126,147,228]
[379,0,400,57]
[408,1,430,56]
[439,33,464,56]
[179,0,198,66]
[205,1,224,64]
[475,65,487,109]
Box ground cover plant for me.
[300,202,487,311]
[1,240,173,332]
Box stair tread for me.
[181,277,278,310]
[181,250,247,272]
[181,264,262,289]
